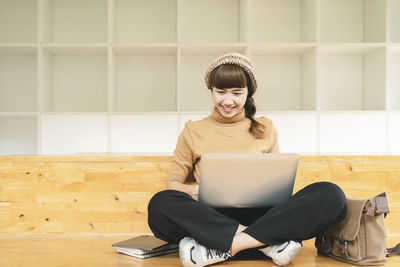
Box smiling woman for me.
[213,86,246,106]
[212,86,248,117]
[147,53,347,267]
[206,54,266,139]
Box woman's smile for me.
[212,87,248,118]
[221,106,235,113]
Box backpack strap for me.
[373,192,399,257]
[375,192,390,215]
[367,192,390,217]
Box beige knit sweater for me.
[166,107,279,196]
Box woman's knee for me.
[312,182,346,212]
[148,190,174,225]
[147,189,192,233]
[147,190,189,215]
[317,181,345,198]
[149,190,173,213]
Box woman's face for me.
[212,86,248,118]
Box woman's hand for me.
[191,184,199,201]
[167,180,199,201]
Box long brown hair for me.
[208,64,265,139]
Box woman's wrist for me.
[190,184,199,200]
[192,184,199,196]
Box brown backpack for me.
[315,193,400,265]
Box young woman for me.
[148,53,347,267]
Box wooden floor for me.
[1,156,400,266]
[0,235,399,267]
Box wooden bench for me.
[1,155,399,266]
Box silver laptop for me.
[198,153,299,208]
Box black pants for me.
[147,182,347,252]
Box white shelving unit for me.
[40,46,108,112]
[1,0,399,155]
[113,46,177,111]
[389,0,400,42]
[180,0,244,43]
[114,0,177,44]
[0,116,37,155]
[0,0,37,44]
[0,47,37,111]
[318,45,386,111]
[247,0,317,43]
[40,0,107,44]
[319,0,386,43]
[250,45,317,110]
[389,45,400,110]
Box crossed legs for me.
[147,182,347,266]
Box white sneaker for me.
[179,237,232,267]
[259,240,302,266]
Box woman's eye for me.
[217,91,225,94]
[234,92,241,96]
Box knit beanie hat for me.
[204,52,257,90]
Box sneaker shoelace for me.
[205,248,232,260]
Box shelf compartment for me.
[181,0,245,43]
[39,47,108,112]
[0,0,37,43]
[319,0,386,43]
[40,0,107,43]
[389,0,400,42]
[113,47,177,111]
[319,113,386,154]
[388,46,400,110]
[114,0,176,43]
[0,51,37,112]
[180,46,247,111]
[0,116,37,155]
[248,0,317,43]
[249,46,317,111]
[111,114,178,153]
[40,114,107,155]
[319,45,386,111]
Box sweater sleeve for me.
[166,122,197,195]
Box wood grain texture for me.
[0,235,399,267]
[0,155,399,236]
